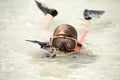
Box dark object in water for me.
[84,9,105,20]
[34,0,58,17]
[42,53,51,57]
[25,39,50,49]
[51,54,56,58]
[41,53,56,58]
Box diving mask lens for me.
[51,37,76,50]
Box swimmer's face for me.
[52,24,78,53]
[57,32,69,52]
[52,31,75,53]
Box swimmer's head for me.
[53,24,77,39]
[51,24,78,53]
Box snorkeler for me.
[26,0,105,54]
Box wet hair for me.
[53,24,77,39]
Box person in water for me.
[26,0,105,54]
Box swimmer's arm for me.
[81,19,91,28]
[34,0,58,29]
[41,14,54,29]
[78,9,105,44]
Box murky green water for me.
[0,0,120,80]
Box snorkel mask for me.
[50,34,82,52]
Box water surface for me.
[0,0,120,80]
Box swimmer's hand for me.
[25,39,50,48]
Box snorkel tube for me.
[74,29,88,51]
[78,29,88,44]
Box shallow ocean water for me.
[0,0,120,80]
